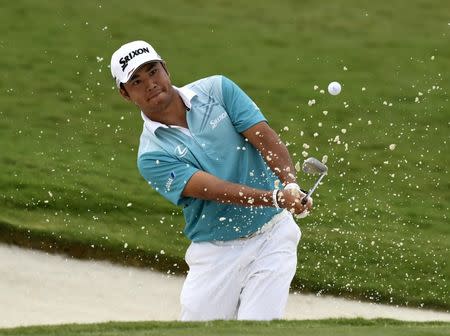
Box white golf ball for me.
[328,81,342,95]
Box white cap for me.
[110,40,163,87]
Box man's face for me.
[120,62,174,114]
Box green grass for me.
[0,0,449,311]
[0,320,449,336]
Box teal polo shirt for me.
[137,75,282,242]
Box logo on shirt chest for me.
[175,145,188,158]
[210,112,227,129]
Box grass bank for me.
[1,319,449,336]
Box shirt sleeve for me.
[221,76,267,133]
[138,151,199,206]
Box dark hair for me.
[120,83,128,95]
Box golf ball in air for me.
[328,81,341,95]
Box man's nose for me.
[144,75,156,90]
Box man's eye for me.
[133,80,141,85]
[150,68,158,75]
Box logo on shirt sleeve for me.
[166,171,176,191]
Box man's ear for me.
[161,62,170,77]
[119,86,131,101]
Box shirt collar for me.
[141,85,196,135]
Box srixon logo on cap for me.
[119,47,150,71]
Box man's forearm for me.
[182,171,275,207]
[206,179,274,207]
[261,138,297,187]
[182,171,310,214]
[242,122,298,187]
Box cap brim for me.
[116,57,163,88]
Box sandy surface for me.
[1,243,449,328]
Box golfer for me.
[110,40,312,321]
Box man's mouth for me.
[147,90,162,101]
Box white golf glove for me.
[284,183,312,218]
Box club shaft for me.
[301,174,325,204]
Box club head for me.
[302,157,328,175]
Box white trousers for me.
[180,210,301,321]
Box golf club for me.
[301,157,328,205]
